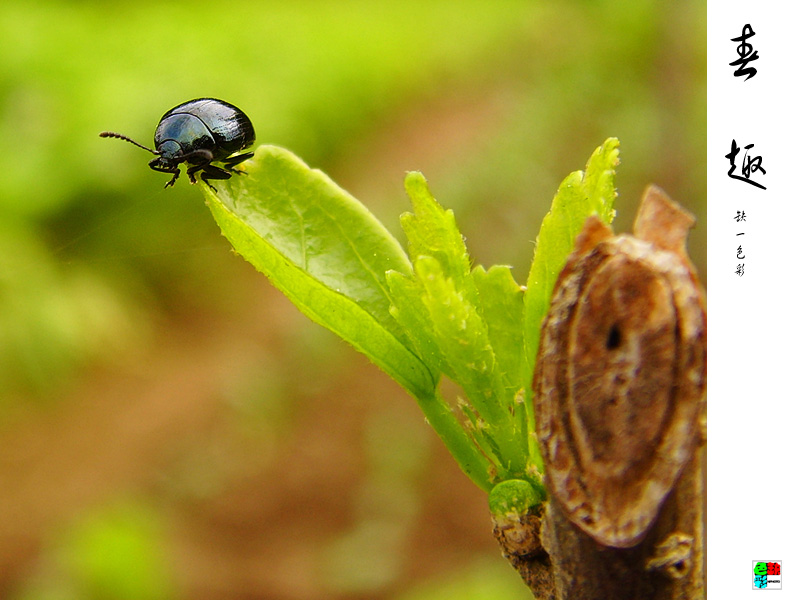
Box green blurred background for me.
[0,1,705,598]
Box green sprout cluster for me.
[203,138,618,494]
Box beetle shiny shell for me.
[100,98,255,190]
[533,186,706,548]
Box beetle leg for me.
[222,152,254,175]
[149,162,181,188]
[200,165,233,181]
[197,164,235,192]
[186,164,204,184]
[223,152,254,168]
[180,149,216,184]
[164,168,180,188]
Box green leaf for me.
[414,257,499,418]
[203,145,435,399]
[471,265,525,394]
[414,256,522,472]
[401,172,476,302]
[386,270,451,380]
[389,171,482,380]
[523,138,619,376]
[392,174,528,476]
[471,264,530,464]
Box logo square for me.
[753,560,782,590]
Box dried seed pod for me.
[533,185,706,548]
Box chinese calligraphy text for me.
[730,24,759,80]
[726,139,766,190]
[735,211,746,277]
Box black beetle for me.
[100,98,255,190]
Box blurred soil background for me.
[0,2,705,599]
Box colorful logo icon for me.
[753,560,781,590]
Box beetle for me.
[100,98,255,190]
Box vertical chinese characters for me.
[726,24,764,277]
[734,210,746,277]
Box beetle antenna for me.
[99,131,160,155]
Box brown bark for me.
[493,428,705,599]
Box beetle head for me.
[155,140,182,161]
[147,140,183,172]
